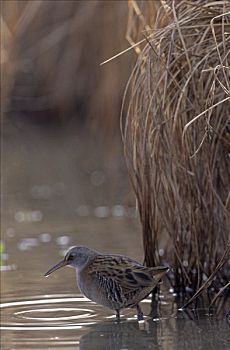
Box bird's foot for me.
[136,304,144,321]
[116,309,120,321]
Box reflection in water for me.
[1,293,230,350]
[80,320,159,350]
[80,312,230,350]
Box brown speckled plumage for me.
[45,246,168,320]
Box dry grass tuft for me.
[122,0,230,299]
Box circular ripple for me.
[15,307,94,321]
[0,294,105,330]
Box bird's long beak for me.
[44,259,67,277]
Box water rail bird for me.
[44,246,169,320]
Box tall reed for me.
[122,0,230,298]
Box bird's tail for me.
[149,266,169,282]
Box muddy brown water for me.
[1,122,230,349]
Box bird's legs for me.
[136,304,144,321]
[116,309,120,321]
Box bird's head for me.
[44,246,98,277]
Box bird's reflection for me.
[79,319,159,350]
[79,302,230,350]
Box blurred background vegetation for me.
[2,1,131,129]
[2,0,142,230]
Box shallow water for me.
[1,220,230,350]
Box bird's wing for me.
[88,255,167,290]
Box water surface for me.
[1,220,230,350]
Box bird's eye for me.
[68,254,74,260]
